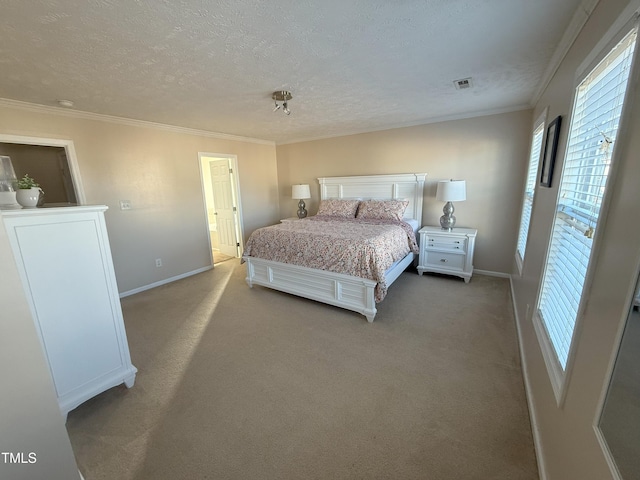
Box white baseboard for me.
[119,265,213,298]
[474,268,510,278]
[509,277,547,480]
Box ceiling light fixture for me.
[57,99,74,108]
[272,91,292,115]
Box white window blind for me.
[538,28,637,370]
[516,122,545,263]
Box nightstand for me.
[417,226,477,283]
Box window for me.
[516,117,545,270]
[537,28,637,378]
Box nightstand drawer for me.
[424,251,465,271]
[426,235,467,252]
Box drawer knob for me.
[440,258,447,263]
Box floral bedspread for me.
[242,216,419,302]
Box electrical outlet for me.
[155,258,162,267]
[120,200,132,210]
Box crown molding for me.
[530,0,601,106]
[276,104,532,146]
[0,98,275,146]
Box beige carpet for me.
[213,251,235,264]
[66,260,538,480]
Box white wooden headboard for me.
[317,173,426,222]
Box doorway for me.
[198,153,243,266]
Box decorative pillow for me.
[316,199,360,218]
[356,199,409,221]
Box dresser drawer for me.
[424,251,465,271]
[426,234,467,252]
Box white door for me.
[210,159,238,257]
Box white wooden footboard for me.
[244,252,415,322]
[245,257,378,322]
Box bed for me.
[243,173,426,322]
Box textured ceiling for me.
[0,0,586,144]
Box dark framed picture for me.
[540,115,562,187]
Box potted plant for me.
[15,174,43,208]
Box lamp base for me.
[297,199,308,219]
[439,201,456,230]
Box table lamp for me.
[292,184,311,218]
[436,179,466,230]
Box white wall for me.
[510,0,640,478]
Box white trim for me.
[509,278,549,480]
[531,310,565,401]
[531,0,600,106]
[199,153,216,266]
[119,265,213,298]
[593,426,623,480]
[0,133,87,204]
[197,152,245,262]
[474,269,510,279]
[515,107,549,277]
[276,105,531,145]
[514,253,524,278]
[0,98,275,146]
[576,2,640,82]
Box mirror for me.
[0,143,78,205]
[598,274,640,478]
[0,134,85,207]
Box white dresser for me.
[2,205,136,418]
[417,226,477,283]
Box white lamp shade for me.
[292,184,311,199]
[436,180,466,202]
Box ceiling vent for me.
[453,77,473,90]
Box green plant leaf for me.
[16,174,40,189]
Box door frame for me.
[198,152,244,265]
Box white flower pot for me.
[16,188,42,208]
